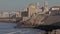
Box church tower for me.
[36,0,40,9]
[28,3,36,17]
[44,1,48,12]
[36,0,42,13]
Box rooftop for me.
[51,6,60,8]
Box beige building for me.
[28,3,36,17]
[50,6,60,11]
[16,12,22,17]
[49,6,60,16]
[44,1,49,12]
[0,12,9,18]
[18,1,49,21]
[28,2,42,17]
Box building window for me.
[51,11,60,16]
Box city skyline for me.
[0,0,59,11]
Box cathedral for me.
[28,1,49,17]
[20,1,49,21]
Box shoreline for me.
[0,21,17,23]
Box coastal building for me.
[28,1,43,17]
[22,1,42,21]
[50,6,60,11]
[18,1,49,21]
[0,12,3,18]
[28,3,36,17]
[0,12,9,18]
[49,6,60,16]
[36,1,42,14]
[18,8,28,21]
[16,11,22,17]
[0,1,50,22]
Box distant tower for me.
[37,0,40,9]
[28,3,36,17]
[44,1,48,12]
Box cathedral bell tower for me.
[44,1,48,12]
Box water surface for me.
[0,22,45,34]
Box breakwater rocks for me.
[45,29,60,34]
[16,22,60,34]
[35,25,60,34]
[16,22,36,28]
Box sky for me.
[0,0,60,11]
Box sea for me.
[0,22,45,34]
